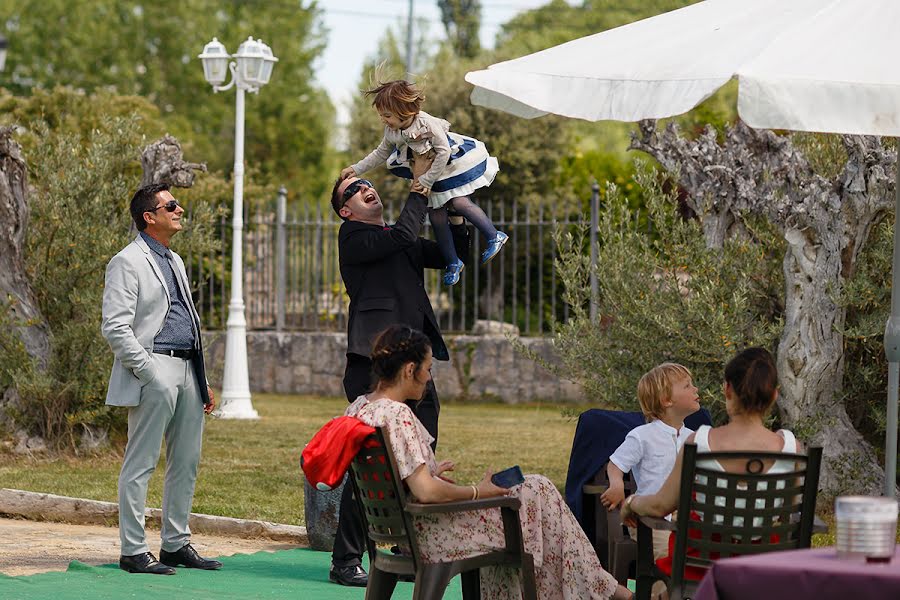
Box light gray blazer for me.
[101,234,203,407]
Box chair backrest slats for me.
[348,427,422,569]
[670,443,823,589]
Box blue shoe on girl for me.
[443,259,465,286]
[481,231,509,264]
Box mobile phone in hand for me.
[491,465,525,489]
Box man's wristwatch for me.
[625,494,636,512]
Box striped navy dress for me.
[350,110,500,208]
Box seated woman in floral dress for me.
[346,324,632,600]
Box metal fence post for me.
[590,181,599,324]
[275,185,287,332]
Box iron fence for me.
[184,188,596,334]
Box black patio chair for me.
[582,462,637,584]
[567,408,712,584]
[634,443,823,600]
[348,427,537,600]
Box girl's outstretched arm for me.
[351,134,394,176]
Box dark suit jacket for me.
[339,192,469,361]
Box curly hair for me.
[365,79,425,120]
[370,325,431,384]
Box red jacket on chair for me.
[301,416,377,491]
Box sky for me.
[314,0,561,133]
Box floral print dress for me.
[346,395,620,600]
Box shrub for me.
[0,89,220,449]
[840,217,895,453]
[529,168,782,423]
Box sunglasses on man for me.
[340,179,374,208]
[146,200,180,213]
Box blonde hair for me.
[637,363,692,421]
[365,78,425,120]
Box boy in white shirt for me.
[600,362,700,560]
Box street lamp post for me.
[0,35,8,72]
[199,37,278,419]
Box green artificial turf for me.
[0,549,462,600]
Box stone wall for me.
[202,331,583,403]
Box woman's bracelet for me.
[625,494,637,514]
[470,485,478,500]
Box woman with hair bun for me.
[345,324,632,600]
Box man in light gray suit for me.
[101,183,221,575]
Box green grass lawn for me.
[0,394,577,527]
[1,393,894,548]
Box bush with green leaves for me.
[0,88,220,448]
[840,216,895,451]
[532,169,782,423]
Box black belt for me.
[153,348,197,360]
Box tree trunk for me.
[0,127,49,369]
[778,222,883,495]
[630,120,894,495]
[140,134,206,188]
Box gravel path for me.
[0,517,302,577]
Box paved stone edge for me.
[0,488,308,544]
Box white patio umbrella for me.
[466,0,900,495]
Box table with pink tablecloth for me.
[693,546,900,600]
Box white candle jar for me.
[835,496,898,562]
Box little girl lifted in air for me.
[340,78,508,285]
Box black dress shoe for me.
[159,544,223,570]
[119,552,176,575]
[329,564,368,587]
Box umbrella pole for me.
[884,162,900,498]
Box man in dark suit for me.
[327,164,469,586]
